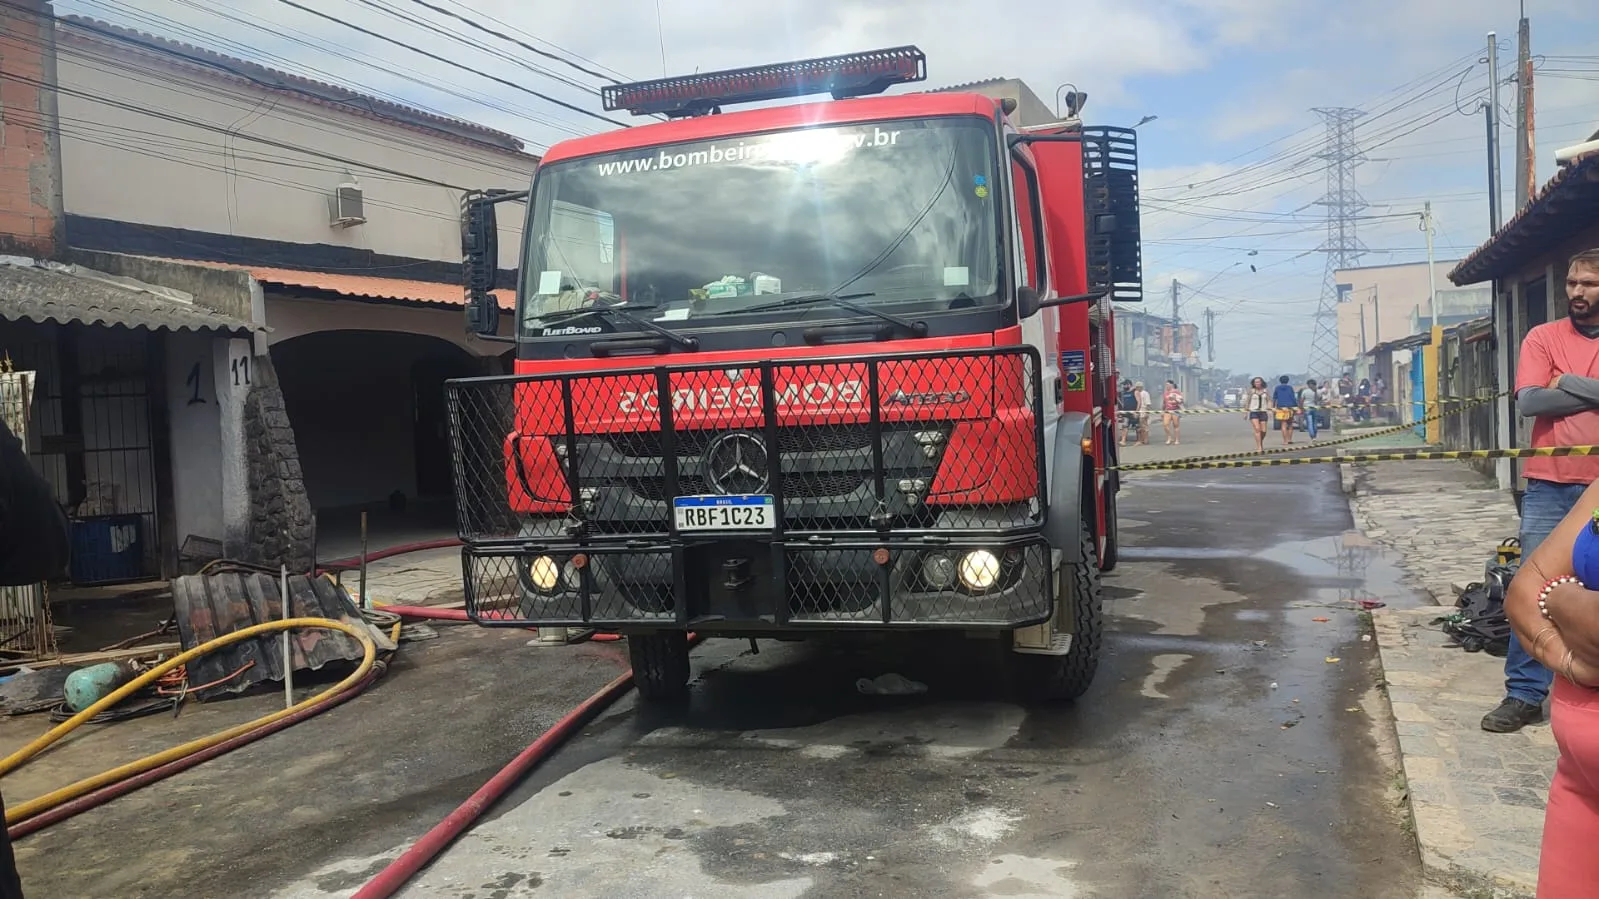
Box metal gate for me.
[0,319,161,584]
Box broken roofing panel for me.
[170,572,396,700]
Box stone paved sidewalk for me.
[1343,457,1552,898]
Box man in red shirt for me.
[1484,248,1599,733]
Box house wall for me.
[53,23,535,269]
[0,0,64,257]
[263,295,510,356]
[164,328,223,544]
[1335,262,1477,361]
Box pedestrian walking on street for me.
[1244,376,1271,453]
[1487,247,1599,734]
[1271,375,1298,446]
[1117,379,1137,447]
[0,413,70,899]
[1134,381,1152,446]
[1299,379,1321,440]
[1161,379,1184,445]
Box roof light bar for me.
[602,46,927,119]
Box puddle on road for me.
[1116,532,1425,612]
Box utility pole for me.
[1486,32,1503,232]
[1515,7,1535,208]
[1169,278,1180,380]
[1204,307,1215,363]
[1421,202,1438,323]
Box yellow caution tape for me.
[1154,393,1506,415]
[1110,444,1599,471]
[1114,393,1498,471]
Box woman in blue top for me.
[1271,375,1299,446]
[1506,492,1599,896]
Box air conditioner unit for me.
[330,180,366,228]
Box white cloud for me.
[52,0,1599,375]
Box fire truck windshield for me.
[519,116,1002,338]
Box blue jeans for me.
[1505,479,1588,704]
[1304,409,1318,439]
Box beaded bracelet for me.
[1540,575,1581,620]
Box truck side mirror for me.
[462,191,501,336]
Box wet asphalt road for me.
[257,411,1430,899]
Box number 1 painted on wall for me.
[231,356,251,387]
[186,362,206,405]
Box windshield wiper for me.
[720,291,928,336]
[537,302,698,350]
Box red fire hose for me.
[316,538,463,575]
[352,632,702,899]
[378,606,621,641]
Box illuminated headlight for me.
[921,553,957,589]
[957,550,1001,591]
[528,556,561,591]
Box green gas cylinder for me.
[63,661,139,713]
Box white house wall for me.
[263,295,509,356]
[165,328,223,545]
[54,35,536,266]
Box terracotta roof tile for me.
[157,258,515,310]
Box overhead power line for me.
[271,0,630,128]
[0,66,474,190]
[394,0,621,85]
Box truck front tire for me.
[1015,534,1104,702]
[629,631,691,701]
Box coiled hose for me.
[1,617,378,828]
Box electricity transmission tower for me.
[1307,107,1368,377]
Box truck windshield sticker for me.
[537,270,563,294]
[594,127,904,178]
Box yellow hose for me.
[1,616,377,825]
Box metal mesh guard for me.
[461,539,1054,628]
[446,347,1051,628]
[444,346,1045,543]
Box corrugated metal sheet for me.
[0,259,260,333]
[1449,150,1599,285]
[171,572,397,700]
[156,258,516,311]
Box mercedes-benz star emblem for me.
[704,432,769,495]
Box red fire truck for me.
[450,47,1142,702]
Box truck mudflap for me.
[443,346,1054,629]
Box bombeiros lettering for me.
[617,380,868,414]
[883,389,973,406]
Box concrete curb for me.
[1339,454,1540,899]
[1366,608,1537,899]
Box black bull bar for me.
[443,346,1056,629]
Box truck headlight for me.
[528,555,561,591]
[957,550,1001,591]
[920,553,957,589]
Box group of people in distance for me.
[1116,378,1187,447]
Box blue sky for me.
[61,0,1599,375]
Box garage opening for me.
[271,330,488,549]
